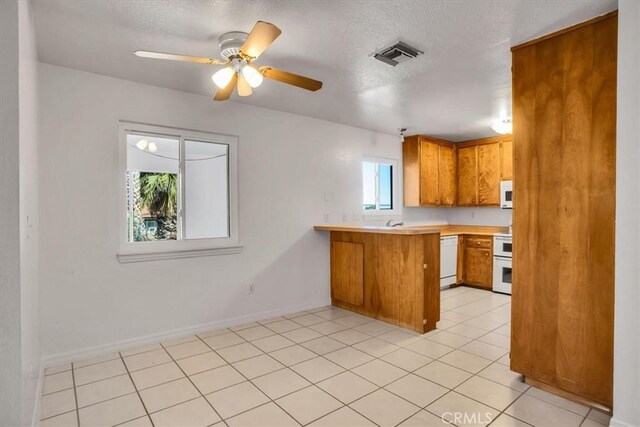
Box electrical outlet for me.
[342,213,348,222]
[324,213,330,223]
[249,284,255,294]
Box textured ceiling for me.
[32,0,617,140]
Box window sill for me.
[117,245,244,264]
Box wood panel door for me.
[330,241,364,306]
[420,140,440,205]
[477,143,500,205]
[438,145,457,206]
[463,246,492,288]
[457,146,477,206]
[500,140,513,180]
[511,12,616,408]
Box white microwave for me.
[500,180,513,209]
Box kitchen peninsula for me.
[314,224,508,334]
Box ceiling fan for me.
[135,21,323,101]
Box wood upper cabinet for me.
[456,146,477,206]
[477,143,501,205]
[438,144,457,206]
[419,140,440,205]
[462,235,493,289]
[500,139,513,180]
[404,135,510,207]
[403,136,456,207]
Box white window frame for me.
[362,156,400,217]
[117,121,241,263]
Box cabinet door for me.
[500,140,513,180]
[438,145,456,206]
[420,140,440,205]
[463,246,492,288]
[478,143,501,205]
[331,241,364,306]
[457,146,477,205]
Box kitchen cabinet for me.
[404,135,510,208]
[500,140,513,180]
[477,143,500,205]
[456,146,477,206]
[461,235,493,289]
[404,136,457,207]
[456,137,510,207]
[419,139,439,205]
[511,11,616,409]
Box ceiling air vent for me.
[373,41,423,66]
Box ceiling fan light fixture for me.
[242,64,263,88]
[212,66,235,89]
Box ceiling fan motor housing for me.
[219,31,249,59]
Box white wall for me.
[0,0,41,425]
[38,63,400,360]
[612,2,640,427]
[19,0,41,424]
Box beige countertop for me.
[313,224,509,236]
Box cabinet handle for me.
[476,241,481,245]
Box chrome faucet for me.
[385,220,404,227]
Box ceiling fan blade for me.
[240,21,282,59]
[259,66,323,91]
[237,75,253,97]
[213,73,238,101]
[135,51,229,65]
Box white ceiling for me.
[32,0,617,141]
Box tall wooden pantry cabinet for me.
[510,11,617,409]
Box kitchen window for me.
[118,122,240,262]
[362,158,397,213]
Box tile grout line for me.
[118,351,155,427]
[70,362,80,427]
[156,342,227,424]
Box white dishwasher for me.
[440,235,458,288]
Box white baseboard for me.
[30,365,44,427]
[41,298,331,368]
[609,418,637,427]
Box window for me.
[362,159,395,212]
[119,122,240,262]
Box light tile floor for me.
[39,287,612,427]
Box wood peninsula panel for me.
[456,146,477,206]
[330,241,364,306]
[328,230,440,333]
[511,11,616,409]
